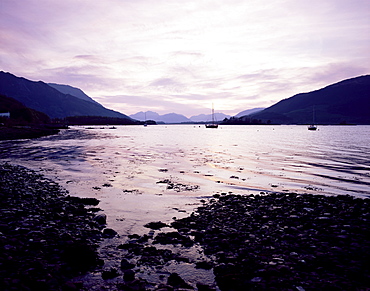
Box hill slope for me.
[130,111,191,123]
[190,113,230,122]
[0,94,50,124]
[234,107,265,118]
[0,71,132,119]
[245,75,370,124]
[48,83,100,105]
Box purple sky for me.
[1,0,369,117]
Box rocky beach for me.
[0,126,61,141]
[0,163,103,290]
[1,125,369,290]
[1,162,369,290]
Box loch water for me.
[1,124,369,287]
[1,125,370,229]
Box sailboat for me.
[205,104,218,128]
[308,106,317,131]
[143,111,148,127]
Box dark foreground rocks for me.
[0,163,103,290]
[2,161,369,290]
[0,126,60,140]
[97,192,369,290]
[169,193,370,290]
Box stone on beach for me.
[0,163,103,290]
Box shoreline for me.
[88,192,369,290]
[0,163,104,290]
[1,162,369,290]
[0,126,61,140]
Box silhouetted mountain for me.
[64,116,139,125]
[190,113,230,122]
[234,107,265,118]
[130,111,161,121]
[0,94,50,125]
[160,113,190,123]
[48,83,99,105]
[0,71,132,120]
[226,75,370,125]
[130,111,190,123]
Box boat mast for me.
[212,103,215,123]
[312,105,315,125]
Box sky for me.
[1,0,369,117]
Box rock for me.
[62,281,79,291]
[123,269,136,281]
[195,261,213,270]
[94,213,107,225]
[102,228,118,238]
[155,284,174,291]
[144,221,168,230]
[167,273,193,289]
[196,283,216,291]
[118,278,147,291]
[153,232,194,247]
[0,163,102,290]
[121,258,135,270]
[66,196,100,206]
[63,243,100,271]
[102,267,119,280]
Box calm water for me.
[1,124,369,287]
[1,124,369,231]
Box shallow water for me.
[1,125,370,230]
[1,124,369,288]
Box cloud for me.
[1,0,369,116]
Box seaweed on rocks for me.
[0,163,104,290]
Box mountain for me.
[226,75,370,125]
[130,111,232,123]
[235,107,265,118]
[130,111,161,121]
[190,113,230,122]
[0,94,50,125]
[0,71,132,120]
[48,83,99,105]
[130,111,190,123]
[160,113,190,123]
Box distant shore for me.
[0,126,61,140]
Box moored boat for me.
[205,104,218,128]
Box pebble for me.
[0,163,104,290]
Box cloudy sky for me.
[1,0,369,117]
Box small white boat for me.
[205,104,218,128]
[308,106,317,131]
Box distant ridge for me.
[190,112,230,122]
[0,94,50,124]
[235,107,265,118]
[48,83,100,105]
[130,111,232,123]
[130,111,191,123]
[224,75,370,125]
[0,71,132,120]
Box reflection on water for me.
[1,125,369,228]
[1,124,369,287]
